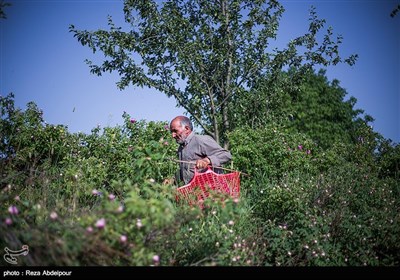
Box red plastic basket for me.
[175,167,240,207]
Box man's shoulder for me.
[193,133,215,142]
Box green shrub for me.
[1,94,398,266]
[228,124,318,179]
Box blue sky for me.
[1,0,399,143]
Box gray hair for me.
[171,116,193,131]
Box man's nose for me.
[172,132,177,138]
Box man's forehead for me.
[170,120,181,128]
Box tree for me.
[0,1,11,19]
[230,68,371,150]
[70,0,357,148]
[390,4,400,17]
[283,69,370,150]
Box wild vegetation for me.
[1,89,398,266]
[1,0,399,266]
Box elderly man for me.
[169,116,232,185]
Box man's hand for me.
[196,157,211,169]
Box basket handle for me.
[170,158,249,176]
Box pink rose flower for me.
[8,205,18,215]
[95,218,106,229]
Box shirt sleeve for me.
[200,135,232,167]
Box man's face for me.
[170,120,190,145]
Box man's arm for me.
[199,135,232,167]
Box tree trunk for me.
[222,0,232,149]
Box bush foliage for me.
[1,93,399,266]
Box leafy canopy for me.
[70,0,357,147]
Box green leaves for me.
[70,1,359,147]
[70,0,358,147]
[1,94,399,266]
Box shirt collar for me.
[183,131,194,147]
